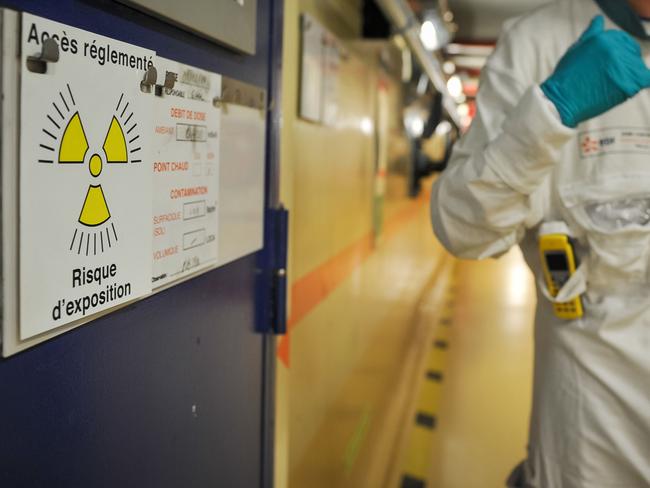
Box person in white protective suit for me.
[430,0,650,486]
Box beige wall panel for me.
[383,76,411,213]
[292,55,375,278]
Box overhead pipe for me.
[373,0,461,127]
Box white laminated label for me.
[151,58,221,287]
[20,13,155,339]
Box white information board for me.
[299,13,324,122]
[321,32,341,127]
[20,13,154,339]
[152,57,221,287]
[299,13,341,126]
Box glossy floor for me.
[427,248,536,488]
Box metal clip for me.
[213,87,229,113]
[140,65,157,93]
[163,71,177,91]
[153,71,177,96]
[26,38,60,74]
[40,38,60,62]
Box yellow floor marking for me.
[398,275,457,486]
[403,426,436,479]
[428,249,534,488]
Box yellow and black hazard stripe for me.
[400,277,456,488]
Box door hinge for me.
[255,205,289,335]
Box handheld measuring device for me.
[539,226,584,320]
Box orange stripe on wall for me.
[277,191,430,367]
[287,233,374,330]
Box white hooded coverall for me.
[431,0,650,486]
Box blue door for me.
[0,1,281,486]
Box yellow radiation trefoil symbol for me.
[59,113,88,163]
[41,87,140,255]
[104,116,128,163]
[59,113,130,227]
[78,185,111,226]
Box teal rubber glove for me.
[541,15,650,128]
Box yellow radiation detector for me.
[538,224,584,320]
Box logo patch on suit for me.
[579,127,650,158]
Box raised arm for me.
[430,70,573,259]
[430,15,650,259]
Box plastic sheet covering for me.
[585,197,650,231]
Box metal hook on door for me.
[156,71,177,96]
[140,65,157,93]
[26,38,60,74]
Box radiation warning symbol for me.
[39,84,142,255]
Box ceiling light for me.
[360,117,374,135]
[420,20,440,51]
[443,61,456,75]
[447,75,463,99]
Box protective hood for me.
[594,0,648,39]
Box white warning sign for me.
[20,14,154,339]
[151,58,221,287]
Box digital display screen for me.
[545,251,569,272]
